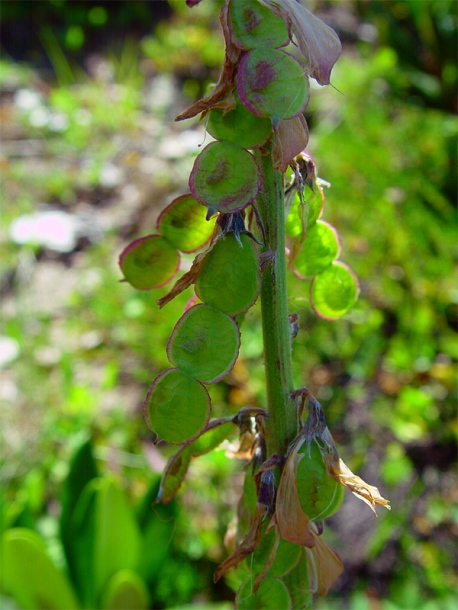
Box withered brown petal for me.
[326,456,391,515]
[310,528,344,595]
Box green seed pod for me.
[195,233,260,316]
[207,102,272,150]
[167,304,240,384]
[236,577,292,610]
[156,194,214,253]
[310,261,359,320]
[189,141,261,216]
[294,220,341,278]
[228,0,289,50]
[119,235,179,290]
[237,49,310,127]
[143,368,211,445]
[296,440,345,521]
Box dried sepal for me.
[214,499,267,582]
[157,236,220,308]
[304,524,344,596]
[259,0,341,86]
[275,437,316,548]
[272,115,309,173]
[176,3,242,121]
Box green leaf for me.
[294,221,341,277]
[157,194,214,253]
[70,477,142,607]
[135,477,178,585]
[229,0,289,50]
[195,234,261,316]
[60,438,98,594]
[236,577,292,609]
[296,440,345,521]
[189,141,261,215]
[100,569,149,610]
[207,102,272,149]
[167,304,240,383]
[237,49,309,126]
[157,445,193,503]
[144,368,211,444]
[1,528,79,610]
[310,261,359,320]
[119,235,180,290]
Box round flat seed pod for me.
[143,368,211,445]
[207,102,272,149]
[237,49,309,127]
[296,440,345,521]
[189,141,261,215]
[167,304,240,384]
[229,0,289,50]
[294,221,341,278]
[236,577,292,610]
[310,261,359,320]
[251,530,302,580]
[285,188,324,237]
[157,194,214,253]
[195,234,260,316]
[119,235,179,290]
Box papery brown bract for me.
[272,115,309,173]
[275,440,316,548]
[176,3,242,121]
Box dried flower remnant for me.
[293,391,391,515]
[259,0,342,85]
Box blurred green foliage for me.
[1,1,456,609]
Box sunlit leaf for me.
[190,141,261,215]
[100,569,149,610]
[237,48,309,127]
[294,220,340,278]
[228,0,289,50]
[144,368,211,444]
[310,261,359,320]
[157,194,214,253]
[207,101,273,149]
[195,233,261,316]
[60,438,98,597]
[119,235,180,290]
[1,528,79,610]
[167,304,240,383]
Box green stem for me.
[254,146,297,457]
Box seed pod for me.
[195,233,260,316]
[296,440,345,521]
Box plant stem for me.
[254,145,297,457]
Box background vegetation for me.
[1,1,456,608]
